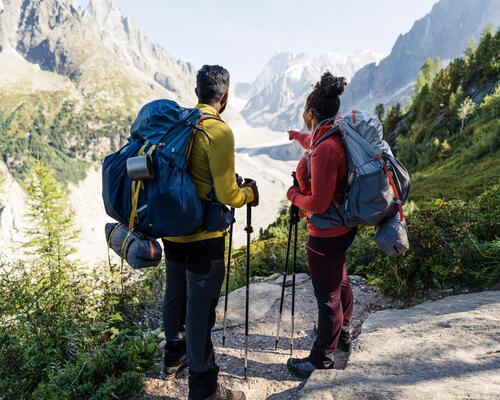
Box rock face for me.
[301,291,500,400]
[82,0,195,105]
[238,51,382,131]
[341,0,500,114]
[0,0,195,108]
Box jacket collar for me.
[196,103,221,118]
[309,116,341,148]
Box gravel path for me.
[142,275,396,400]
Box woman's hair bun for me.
[317,72,347,98]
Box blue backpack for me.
[102,99,216,238]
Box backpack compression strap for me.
[378,155,405,222]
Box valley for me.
[0,1,498,399]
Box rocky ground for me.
[141,275,500,400]
[141,274,396,400]
[302,290,500,400]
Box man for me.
[162,65,258,400]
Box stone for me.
[157,340,166,352]
[348,275,365,285]
[273,272,310,287]
[301,291,500,399]
[215,283,283,330]
[264,272,282,282]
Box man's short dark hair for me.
[196,65,230,104]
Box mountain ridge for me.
[237,0,500,130]
[341,0,500,113]
[238,50,382,131]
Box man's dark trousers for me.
[162,237,225,400]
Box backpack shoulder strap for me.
[306,126,341,180]
[311,126,340,149]
[199,113,224,124]
[194,113,225,141]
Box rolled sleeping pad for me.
[375,214,409,255]
[105,223,162,269]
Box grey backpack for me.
[308,110,410,254]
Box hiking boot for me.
[338,329,351,352]
[164,340,187,380]
[203,385,246,400]
[287,357,327,379]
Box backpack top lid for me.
[129,99,202,168]
[340,110,385,174]
[130,99,201,145]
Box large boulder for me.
[215,282,282,330]
[301,291,500,399]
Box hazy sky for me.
[78,0,439,82]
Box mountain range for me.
[238,0,500,131]
[340,0,500,114]
[237,51,383,131]
[0,0,498,263]
[0,0,195,111]
[0,0,294,261]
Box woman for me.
[286,72,357,378]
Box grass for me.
[410,151,500,201]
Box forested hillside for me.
[387,27,499,200]
[0,96,131,181]
[230,28,500,298]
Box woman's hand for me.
[287,186,300,202]
[288,130,302,141]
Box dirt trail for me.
[142,275,395,400]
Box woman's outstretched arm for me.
[288,130,311,150]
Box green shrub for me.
[471,184,500,241]
[348,186,500,297]
[227,207,308,294]
[0,163,160,399]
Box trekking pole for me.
[290,203,299,356]
[244,204,253,380]
[290,172,299,356]
[222,207,236,348]
[275,172,299,352]
[274,205,294,351]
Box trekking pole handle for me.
[291,171,298,187]
[245,204,253,234]
[290,172,300,222]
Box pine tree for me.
[24,161,79,276]
[375,103,385,121]
[414,58,442,97]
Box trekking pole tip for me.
[222,336,226,347]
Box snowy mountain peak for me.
[238,50,383,131]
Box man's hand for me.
[243,178,259,207]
